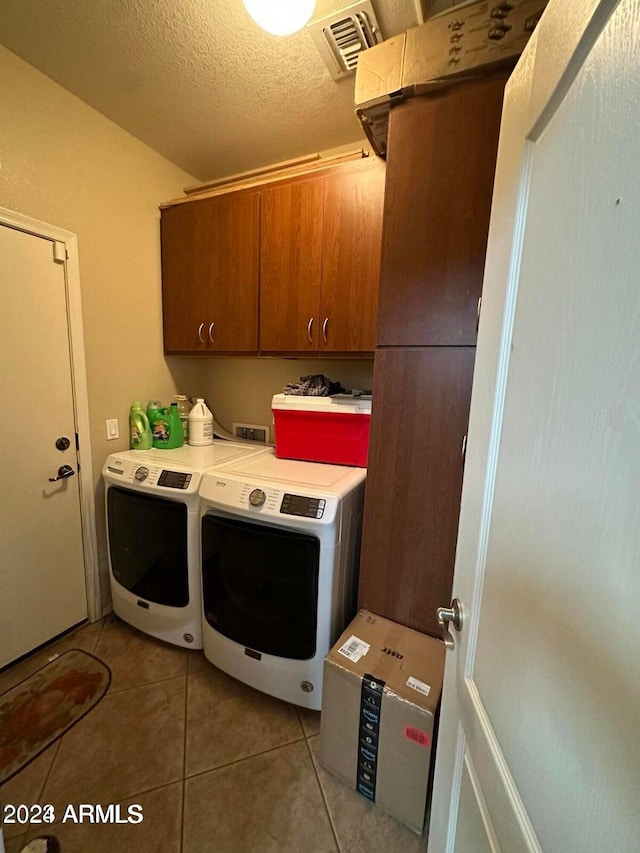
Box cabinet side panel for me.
[358,347,475,636]
[377,73,507,347]
[260,178,324,353]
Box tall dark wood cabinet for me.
[360,349,475,636]
[358,72,508,638]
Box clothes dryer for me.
[199,450,366,709]
[103,441,270,649]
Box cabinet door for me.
[161,202,210,353]
[358,347,475,637]
[206,192,260,352]
[377,73,508,347]
[260,178,324,353]
[161,192,259,354]
[320,162,385,353]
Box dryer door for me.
[202,514,320,659]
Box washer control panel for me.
[280,493,326,519]
[104,457,196,492]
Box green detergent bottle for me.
[146,400,162,424]
[151,402,184,449]
[129,401,152,450]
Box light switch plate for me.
[106,418,119,440]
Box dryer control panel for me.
[158,469,192,490]
[200,475,340,527]
[280,493,326,519]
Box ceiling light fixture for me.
[243,0,316,36]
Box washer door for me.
[107,486,189,607]
[202,514,320,659]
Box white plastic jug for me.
[188,398,214,446]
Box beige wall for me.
[197,358,374,442]
[0,45,205,606]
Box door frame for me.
[0,206,100,622]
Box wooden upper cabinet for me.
[260,178,324,353]
[259,158,385,355]
[160,191,259,354]
[161,201,207,353]
[377,72,508,347]
[321,162,385,352]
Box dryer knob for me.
[249,488,266,507]
[135,466,149,482]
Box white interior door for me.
[428,1,640,851]
[0,224,87,667]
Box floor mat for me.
[0,649,111,785]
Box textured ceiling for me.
[0,0,441,181]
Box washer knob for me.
[134,466,149,482]
[249,488,266,507]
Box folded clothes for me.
[283,374,347,397]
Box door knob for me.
[437,598,463,651]
[49,464,75,482]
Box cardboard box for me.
[272,394,372,467]
[355,0,549,156]
[319,610,446,833]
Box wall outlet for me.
[232,422,270,443]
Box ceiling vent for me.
[307,1,383,80]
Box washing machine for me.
[102,441,271,649]
[199,450,366,710]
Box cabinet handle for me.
[197,322,205,344]
[322,317,329,344]
[307,317,314,344]
[208,322,215,344]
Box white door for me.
[0,224,88,667]
[428,1,640,851]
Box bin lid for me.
[272,393,372,414]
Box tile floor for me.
[0,617,428,853]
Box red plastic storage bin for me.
[272,394,372,467]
